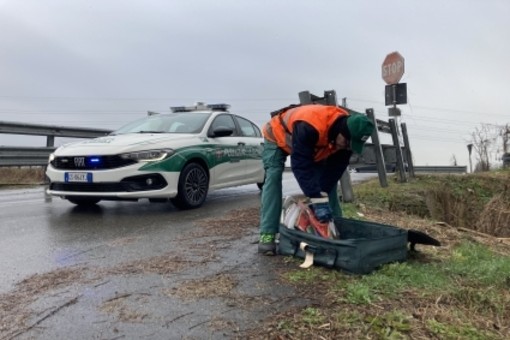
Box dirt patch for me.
[164,273,237,300]
[107,236,141,247]
[99,293,151,323]
[0,267,86,339]
[191,207,259,240]
[100,253,199,276]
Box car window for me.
[236,116,261,137]
[209,114,237,136]
[113,112,211,134]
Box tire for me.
[67,197,101,206]
[171,163,209,209]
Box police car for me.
[45,103,265,209]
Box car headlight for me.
[120,149,174,162]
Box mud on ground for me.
[0,207,307,339]
[2,203,509,339]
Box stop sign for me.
[382,52,405,84]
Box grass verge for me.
[244,170,510,339]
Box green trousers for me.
[259,140,342,235]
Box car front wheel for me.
[171,162,209,209]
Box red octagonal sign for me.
[382,52,405,85]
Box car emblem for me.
[74,157,86,168]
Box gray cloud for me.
[0,0,509,166]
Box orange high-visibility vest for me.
[263,104,349,161]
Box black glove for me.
[309,193,332,222]
[310,202,333,222]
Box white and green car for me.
[45,103,265,209]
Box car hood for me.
[54,133,204,156]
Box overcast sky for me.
[1,0,509,167]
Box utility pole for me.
[467,143,473,173]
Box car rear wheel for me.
[171,162,209,209]
[67,197,101,206]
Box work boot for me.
[258,233,276,256]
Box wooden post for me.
[366,109,388,187]
[401,122,415,179]
[389,119,407,182]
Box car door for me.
[234,115,265,183]
[208,114,247,188]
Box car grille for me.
[50,174,168,192]
[51,155,136,170]
[50,182,126,192]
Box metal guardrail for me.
[413,166,467,173]
[0,146,56,167]
[0,120,111,148]
[0,120,112,167]
[0,121,111,138]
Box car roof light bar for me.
[207,103,230,111]
[170,102,230,113]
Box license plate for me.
[65,172,93,183]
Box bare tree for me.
[469,123,510,171]
[470,124,498,171]
[450,154,458,166]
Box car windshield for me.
[112,112,211,135]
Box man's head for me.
[330,113,375,154]
[347,113,374,154]
[346,114,374,154]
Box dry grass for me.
[99,253,198,276]
[164,273,238,300]
[356,171,510,238]
[99,293,150,323]
[0,267,86,338]
[477,193,510,237]
[0,166,46,186]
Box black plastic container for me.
[278,217,408,274]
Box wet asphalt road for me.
[0,172,375,339]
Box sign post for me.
[382,51,409,178]
[382,51,406,116]
[382,52,405,85]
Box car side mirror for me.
[209,126,234,138]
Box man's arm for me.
[290,121,323,198]
[319,149,353,193]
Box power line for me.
[347,96,509,118]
